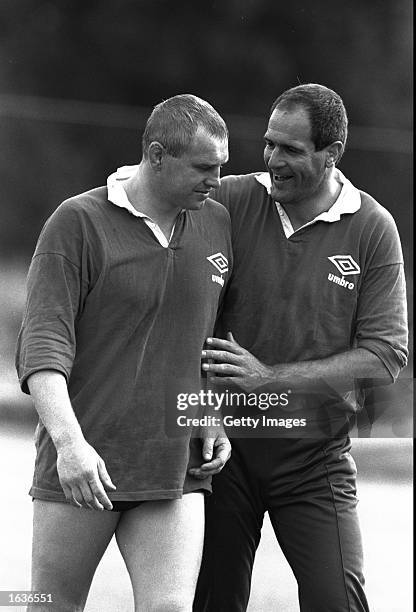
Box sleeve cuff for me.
[19,365,70,395]
[357,339,408,382]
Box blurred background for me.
[0,1,413,610]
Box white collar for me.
[107,165,149,219]
[106,165,175,248]
[255,169,361,237]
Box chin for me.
[270,187,287,203]
[187,200,205,211]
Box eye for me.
[264,140,273,148]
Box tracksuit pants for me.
[194,436,369,612]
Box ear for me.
[148,141,165,171]
[324,141,344,167]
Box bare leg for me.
[29,500,120,612]
[116,493,204,612]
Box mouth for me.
[272,174,293,183]
[195,190,211,198]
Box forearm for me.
[270,348,393,393]
[27,370,85,451]
[203,335,394,394]
[27,370,116,509]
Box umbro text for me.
[212,274,225,287]
[328,273,354,290]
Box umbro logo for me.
[207,252,229,274]
[207,252,229,287]
[328,255,360,276]
[327,255,360,291]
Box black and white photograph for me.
[0,2,412,611]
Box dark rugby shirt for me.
[212,171,407,437]
[16,186,232,500]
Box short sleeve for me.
[15,202,90,393]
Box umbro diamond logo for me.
[328,255,360,276]
[207,252,228,287]
[207,252,229,274]
[327,255,360,291]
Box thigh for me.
[269,450,369,612]
[115,492,204,612]
[30,500,120,612]
[194,445,265,612]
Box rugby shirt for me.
[211,171,408,437]
[16,186,232,500]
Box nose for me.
[266,146,285,169]
[205,167,221,189]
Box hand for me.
[188,430,231,479]
[56,439,116,511]
[201,332,275,392]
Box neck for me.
[283,170,342,230]
[123,164,181,233]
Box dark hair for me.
[270,84,348,160]
[142,94,228,158]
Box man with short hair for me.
[193,84,408,611]
[16,94,231,611]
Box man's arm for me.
[27,370,116,510]
[201,332,393,394]
[188,427,231,479]
[188,378,231,480]
[187,391,232,481]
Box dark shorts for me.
[110,500,143,512]
[110,486,208,512]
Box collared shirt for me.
[211,171,408,427]
[16,181,233,500]
[255,170,361,238]
[107,165,175,248]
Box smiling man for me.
[193,84,408,611]
[16,94,231,612]
[264,102,343,221]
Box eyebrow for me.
[263,134,305,149]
